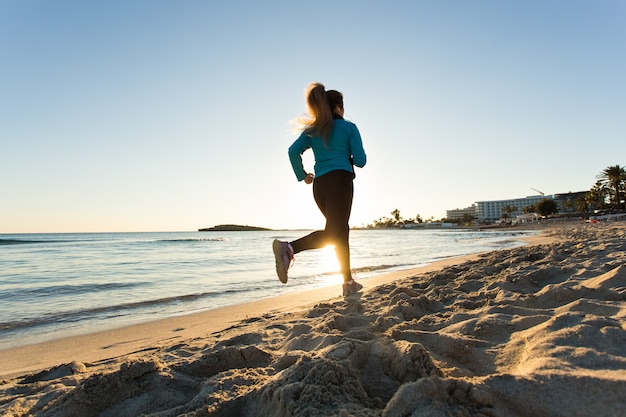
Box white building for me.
[446,205,477,221]
[553,191,588,214]
[476,195,550,223]
[514,213,539,224]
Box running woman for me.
[273,82,367,296]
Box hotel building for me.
[476,195,550,223]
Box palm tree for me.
[575,197,588,214]
[586,180,608,211]
[536,198,558,217]
[391,209,402,224]
[501,205,517,221]
[597,165,626,209]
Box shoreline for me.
[0,232,550,379]
[0,250,498,379]
[3,223,624,417]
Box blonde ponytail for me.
[297,82,334,142]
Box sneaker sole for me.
[273,239,288,284]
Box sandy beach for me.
[1,222,625,417]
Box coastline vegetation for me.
[364,164,626,229]
[199,224,271,232]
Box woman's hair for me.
[300,82,334,140]
[327,90,344,114]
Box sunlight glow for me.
[321,245,340,272]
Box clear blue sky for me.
[2,0,625,233]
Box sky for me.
[1,0,625,233]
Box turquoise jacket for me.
[288,117,366,181]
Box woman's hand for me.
[304,173,314,184]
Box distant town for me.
[365,164,626,228]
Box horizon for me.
[0,185,615,234]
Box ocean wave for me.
[0,288,246,332]
[484,238,519,246]
[0,239,52,245]
[320,263,418,276]
[317,264,402,277]
[0,238,91,245]
[353,264,401,274]
[0,281,143,299]
[155,237,227,243]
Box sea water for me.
[0,229,535,349]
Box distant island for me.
[198,224,271,232]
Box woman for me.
[273,82,367,296]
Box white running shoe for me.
[343,280,363,297]
[273,239,293,284]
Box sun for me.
[321,245,341,275]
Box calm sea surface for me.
[0,229,536,349]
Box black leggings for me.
[290,170,354,282]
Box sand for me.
[1,222,625,417]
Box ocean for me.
[0,228,536,350]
